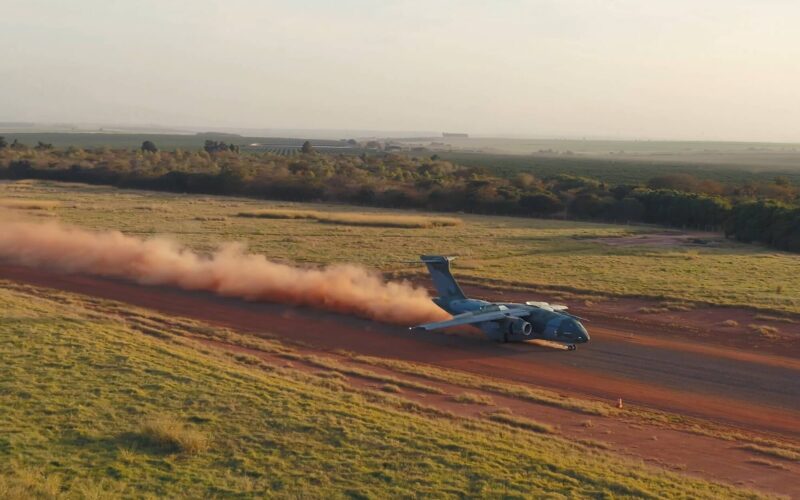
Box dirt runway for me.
[1,264,798,440]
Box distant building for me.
[442,132,469,138]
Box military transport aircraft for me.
[411,256,590,350]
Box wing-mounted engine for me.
[504,317,532,336]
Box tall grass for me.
[139,416,209,455]
[237,208,462,228]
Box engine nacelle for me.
[507,318,532,336]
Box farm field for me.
[1,180,798,314]
[432,151,800,186]
[0,132,354,152]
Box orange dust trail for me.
[0,219,449,325]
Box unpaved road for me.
[2,264,799,440]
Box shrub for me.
[452,392,494,406]
[748,324,779,339]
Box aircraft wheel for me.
[567,344,576,351]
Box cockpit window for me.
[560,319,587,337]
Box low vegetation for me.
[746,458,789,470]
[0,283,755,498]
[487,411,556,434]
[739,443,800,462]
[238,208,462,228]
[138,416,209,455]
[753,314,796,324]
[452,392,495,406]
[747,324,780,339]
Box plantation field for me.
[1,180,799,313]
[0,282,756,498]
[0,132,352,152]
[433,151,800,185]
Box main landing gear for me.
[566,344,577,351]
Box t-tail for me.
[420,255,466,312]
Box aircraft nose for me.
[581,332,590,343]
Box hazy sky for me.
[2,0,799,141]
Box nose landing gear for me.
[566,344,577,351]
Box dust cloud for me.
[0,219,449,325]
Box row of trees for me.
[1,144,798,251]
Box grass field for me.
[1,180,798,314]
[0,282,759,498]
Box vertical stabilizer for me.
[420,255,466,301]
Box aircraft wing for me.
[411,307,529,332]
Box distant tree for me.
[301,140,314,154]
[141,140,158,153]
[0,136,7,149]
[34,141,54,151]
[520,192,563,215]
[430,154,440,161]
[10,139,27,150]
[346,139,358,146]
[513,173,537,189]
[203,140,238,154]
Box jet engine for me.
[506,317,532,336]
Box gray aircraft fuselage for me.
[416,255,590,347]
[435,297,590,345]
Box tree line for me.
[0,139,798,252]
